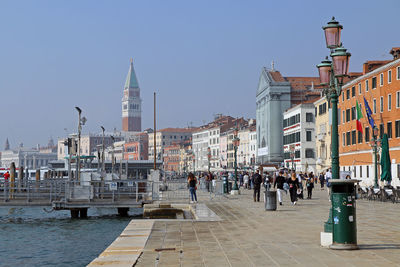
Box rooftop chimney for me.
[390,47,400,60]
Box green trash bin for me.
[330,179,359,250]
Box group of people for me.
[186,168,333,205]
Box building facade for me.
[122,59,142,132]
[283,102,316,173]
[148,128,194,162]
[124,132,149,160]
[314,96,332,174]
[338,53,400,187]
[256,66,321,166]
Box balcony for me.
[317,133,326,141]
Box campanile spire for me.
[122,59,142,132]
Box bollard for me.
[18,166,24,193]
[10,162,16,199]
[35,169,40,193]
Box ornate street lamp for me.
[192,151,196,175]
[317,17,357,250]
[231,128,240,193]
[370,127,381,188]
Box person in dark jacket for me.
[252,170,263,202]
[287,173,299,205]
[274,170,286,205]
[319,172,325,190]
[306,173,315,199]
[187,172,197,203]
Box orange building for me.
[124,133,148,160]
[338,48,400,187]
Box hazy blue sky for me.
[0,0,399,148]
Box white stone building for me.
[283,102,317,173]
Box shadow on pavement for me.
[358,244,400,250]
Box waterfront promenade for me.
[93,188,400,266]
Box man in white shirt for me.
[325,168,332,200]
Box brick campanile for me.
[122,59,142,132]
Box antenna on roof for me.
[271,60,275,71]
[311,81,314,91]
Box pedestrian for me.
[287,172,299,205]
[252,169,262,202]
[4,171,10,182]
[325,168,332,200]
[306,173,315,199]
[319,172,325,190]
[296,172,304,199]
[187,172,197,203]
[205,172,212,192]
[274,170,286,205]
[239,172,243,187]
[243,172,249,189]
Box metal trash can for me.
[264,190,277,211]
[330,179,358,250]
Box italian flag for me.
[356,100,363,133]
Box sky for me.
[0,0,399,148]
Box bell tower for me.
[122,59,142,132]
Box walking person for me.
[252,170,262,202]
[243,172,249,189]
[325,168,332,200]
[319,172,325,190]
[274,170,286,205]
[306,173,315,199]
[287,173,299,205]
[187,172,197,203]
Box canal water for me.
[0,207,142,267]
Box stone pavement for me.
[135,187,400,267]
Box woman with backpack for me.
[187,172,197,203]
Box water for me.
[0,207,143,267]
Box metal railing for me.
[0,178,228,205]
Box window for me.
[351,86,355,97]
[351,130,356,145]
[388,70,392,83]
[306,113,313,122]
[388,94,392,111]
[346,89,350,99]
[346,109,350,122]
[379,123,384,138]
[387,122,392,138]
[366,166,369,178]
[342,110,345,124]
[380,73,384,86]
[365,80,369,92]
[342,133,345,146]
[306,131,312,141]
[365,127,370,142]
[372,77,377,89]
[354,166,357,177]
[380,96,384,113]
[358,83,362,95]
[397,91,400,108]
[373,99,376,114]
[315,107,317,117]
[346,131,351,146]
[358,131,363,143]
[396,121,400,138]
[360,166,362,177]
[397,66,400,80]
[305,149,314,158]
[351,106,356,120]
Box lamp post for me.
[231,127,240,194]
[75,107,86,181]
[111,135,115,178]
[317,17,357,250]
[192,151,196,175]
[370,127,381,188]
[207,147,211,172]
[100,126,105,174]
